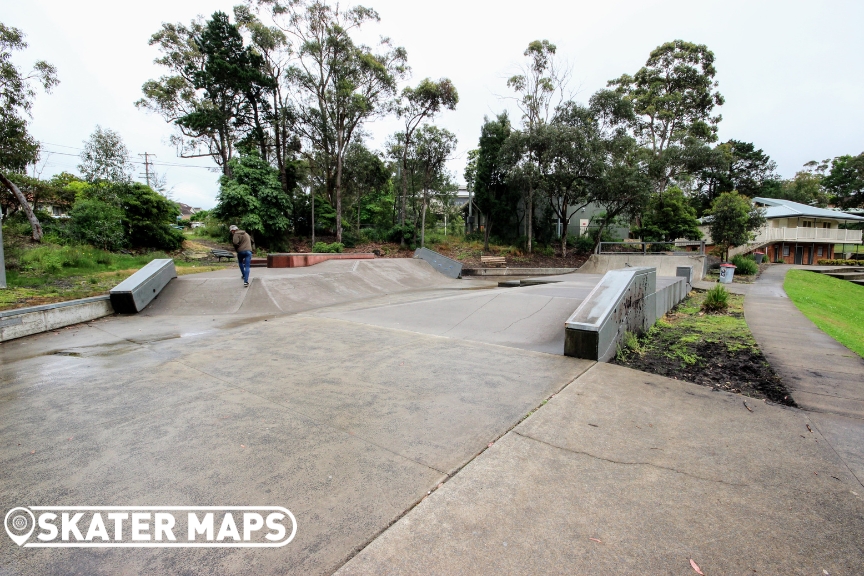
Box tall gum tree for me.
[607,40,724,196]
[0,22,58,242]
[394,78,458,246]
[506,40,568,253]
[264,0,408,242]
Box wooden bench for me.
[210,249,235,262]
[481,255,507,267]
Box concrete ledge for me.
[0,296,114,342]
[267,253,375,268]
[462,267,578,277]
[413,248,462,279]
[564,268,688,362]
[579,254,706,281]
[109,258,177,313]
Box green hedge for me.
[817,259,862,266]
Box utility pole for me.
[139,153,155,188]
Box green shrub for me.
[731,254,758,275]
[312,242,344,253]
[702,285,729,313]
[536,244,555,257]
[68,199,126,251]
[817,259,861,266]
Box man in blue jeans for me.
[229,225,253,287]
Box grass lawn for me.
[1,241,228,311]
[784,269,864,358]
[613,290,793,404]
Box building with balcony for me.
[700,197,864,264]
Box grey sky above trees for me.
[6,0,864,209]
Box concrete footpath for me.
[338,363,864,575]
[745,264,864,485]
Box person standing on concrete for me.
[229,225,253,287]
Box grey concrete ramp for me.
[318,275,603,354]
[144,259,464,317]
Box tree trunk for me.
[527,189,533,253]
[420,195,427,248]
[483,216,492,252]
[311,190,316,247]
[335,150,343,243]
[0,172,42,242]
[400,152,408,247]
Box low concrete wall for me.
[267,253,375,268]
[413,248,462,279]
[564,267,687,362]
[0,296,114,343]
[462,267,578,277]
[579,253,706,281]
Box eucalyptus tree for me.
[78,126,134,183]
[537,103,605,256]
[505,40,567,252]
[341,141,389,232]
[0,22,58,242]
[137,12,274,176]
[411,125,457,248]
[262,0,408,242]
[471,113,514,250]
[606,40,724,195]
[394,78,458,245]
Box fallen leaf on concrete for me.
[690,559,705,575]
[806,424,813,433]
[241,445,246,448]
[743,401,752,412]
[589,538,602,543]
[487,442,494,448]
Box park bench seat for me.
[211,249,235,261]
[481,255,507,267]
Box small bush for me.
[68,199,126,251]
[702,285,729,313]
[312,242,344,253]
[731,254,758,275]
[536,244,555,257]
[817,259,861,266]
[340,230,360,248]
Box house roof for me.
[753,197,864,221]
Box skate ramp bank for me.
[579,253,706,281]
[318,273,604,355]
[144,258,461,317]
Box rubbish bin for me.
[719,263,736,284]
[753,252,765,264]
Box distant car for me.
[190,222,204,228]
[171,225,184,230]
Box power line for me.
[37,147,216,169]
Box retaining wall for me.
[0,296,114,343]
[267,253,375,268]
[579,254,706,281]
[462,267,578,277]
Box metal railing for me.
[597,241,706,255]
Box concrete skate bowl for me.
[143,258,465,317]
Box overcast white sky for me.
[6,0,864,209]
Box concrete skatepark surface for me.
[2,259,863,574]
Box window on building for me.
[783,246,790,256]
[823,222,830,229]
[802,221,813,228]
[818,246,823,257]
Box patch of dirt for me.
[620,339,793,405]
[613,292,796,406]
